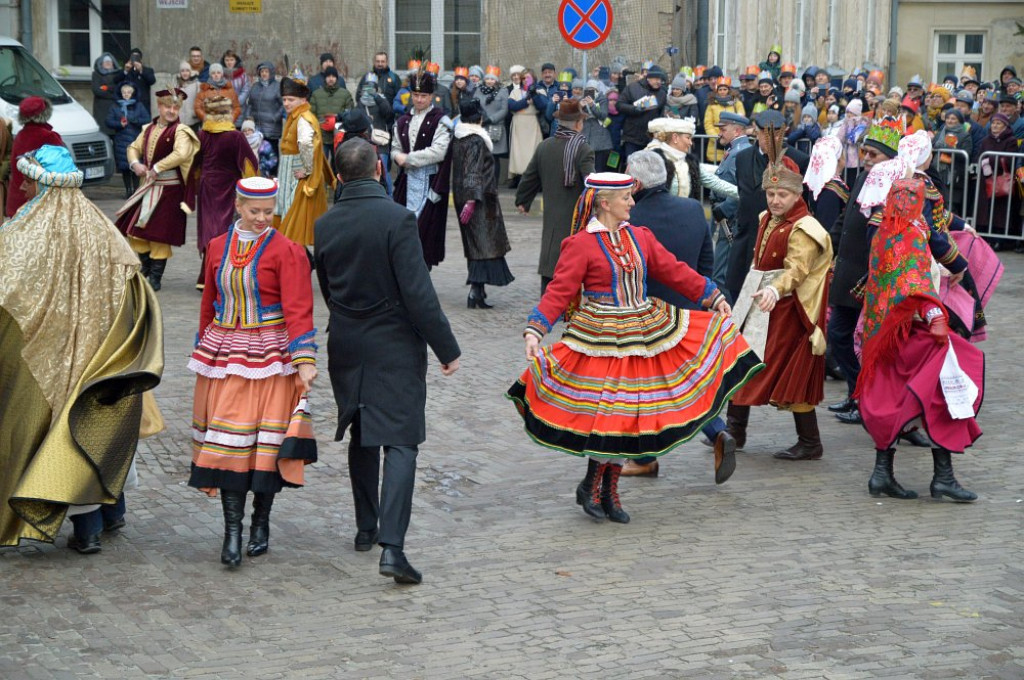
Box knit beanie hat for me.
[671,73,689,90]
[785,88,802,104]
[801,103,818,119]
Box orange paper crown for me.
[485,65,501,78]
[454,66,469,78]
[425,61,440,75]
[407,59,421,70]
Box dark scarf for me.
[555,126,585,187]
[478,83,498,104]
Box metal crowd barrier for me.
[971,150,1024,241]
[933,147,972,220]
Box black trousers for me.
[347,415,418,550]
[827,304,861,397]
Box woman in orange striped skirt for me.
[189,177,317,567]
[507,173,763,523]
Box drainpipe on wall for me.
[696,0,708,65]
[20,0,33,53]
[887,0,899,88]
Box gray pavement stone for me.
[0,179,1022,679]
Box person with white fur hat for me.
[645,116,737,200]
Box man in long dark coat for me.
[391,70,453,269]
[314,139,461,586]
[723,110,809,300]
[514,99,595,293]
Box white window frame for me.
[932,31,985,83]
[388,0,483,71]
[826,0,837,66]
[794,0,806,67]
[713,0,733,70]
[47,0,129,79]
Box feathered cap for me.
[155,86,188,106]
[761,122,804,194]
[408,60,436,94]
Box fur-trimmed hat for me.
[281,77,311,99]
[155,86,188,106]
[203,95,234,119]
[554,99,584,122]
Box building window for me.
[390,0,481,70]
[51,0,131,74]
[714,0,732,69]
[934,32,984,83]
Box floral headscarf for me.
[856,178,941,396]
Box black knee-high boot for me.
[601,463,630,523]
[138,252,152,279]
[148,258,167,291]
[930,448,977,502]
[220,491,246,567]
[725,403,750,449]
[575,458,606,520]
[122,170,134,198]
[868,448,918,499]
[246,492,275,557]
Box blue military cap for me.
[754,109,786,128]
[717,111,750,127]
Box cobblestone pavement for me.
[2,181,1022,680]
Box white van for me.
[0,36,114,183]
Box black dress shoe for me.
[103,517,126,533]
[379,547,422,584]
[67,534,102,554]
[899,429,932,447]
[354,529,379,552]
[828,397,856,413]
[835,408,862,424]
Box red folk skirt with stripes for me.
[507,299,763,458]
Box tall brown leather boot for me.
[773,410,823,460]
[725,403,750,449]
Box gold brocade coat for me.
[276,103,334,246]
[0,178,164,546]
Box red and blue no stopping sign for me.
[558,0,614,51]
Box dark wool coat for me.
[617,79,667,147]
[829,170,871,309]
[629,185,714,311]
[723,144,809,294]
[451,128,511,261]
[314,179,461,447]
[514,135,596,278]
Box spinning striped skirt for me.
[507,299,763,458]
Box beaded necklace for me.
[229,227,270,268]
[600,230,638,273]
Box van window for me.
[0,46,73,106]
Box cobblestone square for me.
[2,184,1022,679]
